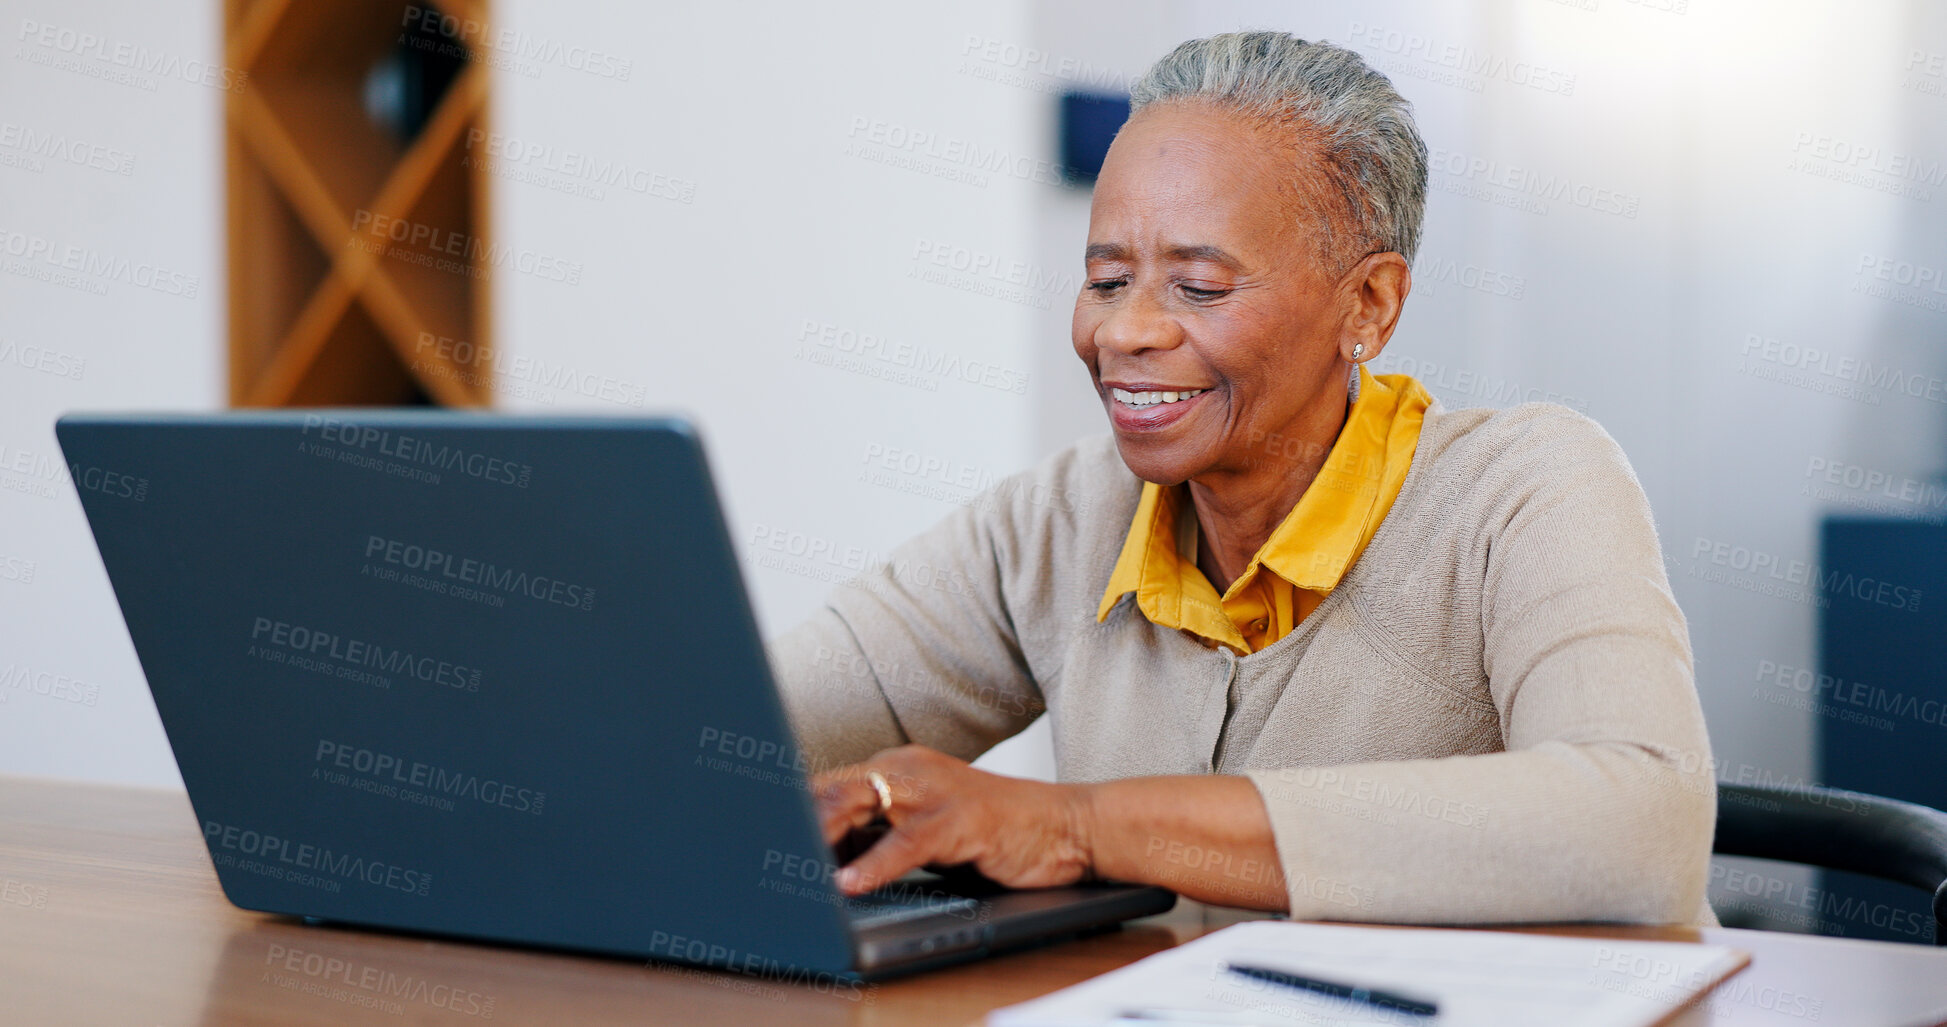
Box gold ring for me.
[866,769,893,817]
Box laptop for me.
[55,411,1174,981]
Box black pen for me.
[1224,962,1440,1019]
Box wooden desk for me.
[4,776,1945,1026]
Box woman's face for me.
[1073,103,1360,487]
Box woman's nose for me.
[1094,289,1182,356]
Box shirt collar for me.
[1098,364,1422,620]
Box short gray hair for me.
[1129,31,1429,269]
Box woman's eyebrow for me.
[1164,244,1244,270]
[1083,243,1246,270]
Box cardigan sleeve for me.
[1243,412,1717,925]
[767,498,1048,774]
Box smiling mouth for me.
[1110,387,1210,408]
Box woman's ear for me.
[1339,252,1411,365]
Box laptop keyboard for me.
[844,882,981,931]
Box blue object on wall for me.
[366,13,468,143]
[1059,91,1132,185]
[1816,516,1947,944]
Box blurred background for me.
[3,0,1943,942]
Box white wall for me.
[492,0,1060,777]
[0,0,225,787]
[6,0,1944,810]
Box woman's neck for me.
[1186,390,1350,593]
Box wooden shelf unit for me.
[225,0,494,407]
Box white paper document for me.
[988,921,1750,1027]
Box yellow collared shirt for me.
[1096,366,1432,654]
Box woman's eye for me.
[1181,285,1231,300]
[1086,279,1127,293]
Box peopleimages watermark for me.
[1141,834,1367,910]
[1588,944,1826,1023]
[1737,331,1947,407]
[315,740,545,815]
[250,616,482,693]
[695,726,811,784]
[361,535,597,612]
[463,128,694,204]
[1685,536,1923,613]
[400,5,632,81]
[0,226,199,298]
[1661,753,1874,818]
[413,332,649,408]
[956,34,1133,95]
[1427,145,1639,219]
[262,943,497,1018]
[14,18,248,93]
[861,441,1001,495]
[642,930,869,1003]
[69,459,149,502]
[1261,766,1491,829]
[2,878,49,911]
[0,552,35,586]
[691,725,934,802]
[204,820,433,896]
[692,725,905,798]
[811,645,1041,722]
[759,849,982,923]
[0,441,66,500]
[1711,862,1933,941]
[747,522,981,597]
[1371,353,1588,412]
[0,121,135,176]
[1752,659,1946,733]
[1908,48,1947,100]
[1,443,148,503]
[852,440,1096,520]
[349,210,584,285]
[1803,456,1947,524]
[845,115,1076,188]
[301,414,534,488]
[1788,131,1944,202]
[1346,21,1575,96]
[907,239,1077,311]
[794,319,1030,396]
[0,662,100,707]
[1852,252,1947,314]
[1416,255,1524,300]
[0,337,86,380]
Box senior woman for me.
[773,31,1716,925]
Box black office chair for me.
[1714,782,1947,946]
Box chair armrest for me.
[1715,781,1947,943]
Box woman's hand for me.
[810,744,1094,895]
[813,745,1291,910]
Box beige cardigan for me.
[769,402,1718,925]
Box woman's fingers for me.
[833,821,932,895]
[812,747,967,892]
[807,748,1093,894]
[810,768,881,846]
[811,749,939,843]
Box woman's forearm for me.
[1077,775,1288,911]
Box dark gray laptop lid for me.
[57,411,860,974]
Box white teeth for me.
[1111,387,1208,408]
